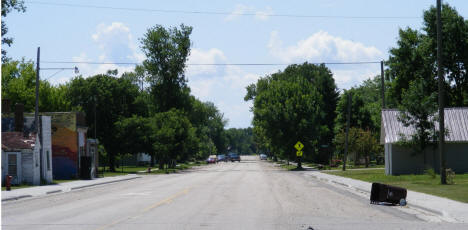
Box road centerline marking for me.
[95,187,191,230]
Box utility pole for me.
[35,47,44,183]
[35,47,40,134]
[381,60,385,108]
[343,91,351,171]
[437,0,446,184]
[94,96,97,139]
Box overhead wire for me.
[26,1,419,19]
[41,61,381,66]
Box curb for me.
[310,172,447,218]
[407,202,445,217]
[70,176,141,190]
[2,176,141,202]
[46,189,62,194]
[1,195,32,202]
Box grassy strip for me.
[53,179,78,184]
[322,164,385,170]
[98,162,206,177]
[325,169,468,203]
[280,164,298,170]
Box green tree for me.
[356,129,382,168]
[1,60,36,111]
[141,24,193,113]
[334,127,381,167]
[151,109,197,170]
[226,128,256,155]
[333,76,385,165]
[67,73,140,171]
[281,63,339,163]
[1,59,70,112]
[398,79,438,164]
[387,3,468,107]
[114,116,155,165]
[1,0,25,61]
[188,98,228,154]
[335,89,373,132]
[246,63,328,164]
[423,4,468,107]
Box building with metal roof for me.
[381,108,468,175]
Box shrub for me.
[446,168,455,185]
[425,168,436,179]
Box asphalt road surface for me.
[2,156,467,230]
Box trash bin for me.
[370,182,407,205]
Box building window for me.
[8,154,17,176]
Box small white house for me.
[1,116,53,185]
[381,108,468,175]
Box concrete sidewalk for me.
[2,174,141,202]
[306,170,468,223]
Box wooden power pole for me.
[381,61,385,108]
[437,0,446,184]
[343,91,351,171]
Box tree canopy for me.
[246,63,337,163]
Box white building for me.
[381,108,468,175]
[1,116,53,185]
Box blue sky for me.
[5,0,468,128]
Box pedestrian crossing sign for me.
[294,141,304,151]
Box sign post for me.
[294,141,304,169]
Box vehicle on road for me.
[260,154,267,160]
[206,155,217,164]
[217,154,227,162]
[229,153,240,162]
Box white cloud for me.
[255,6,273,21]
[186,48,267,128]
[225,4,253,21]
[332,67,380,90]
[66,52,134,82]
[92,22,142,63]
[225,4,274,21]
[268,30,383,63]
[186,48,226,76]
[53,22,143,83]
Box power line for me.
[27,1,419,19]
[41,61,381,66]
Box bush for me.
[446,168,455,185]
[425,168,436,179]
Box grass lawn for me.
[325,169,468,203]
[280,164,299,170]
[98,162,206,177]
[53,179,78,184]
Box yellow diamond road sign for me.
[296,150,303,157]
[294,141,304,151]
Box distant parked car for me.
[229,153,240,162]
[206,155,217,164]
[217,154,227,162]
[260,154,267,160]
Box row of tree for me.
[246,3,468,166]
[2,24,238,171]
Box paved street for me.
[2,156,467,230]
